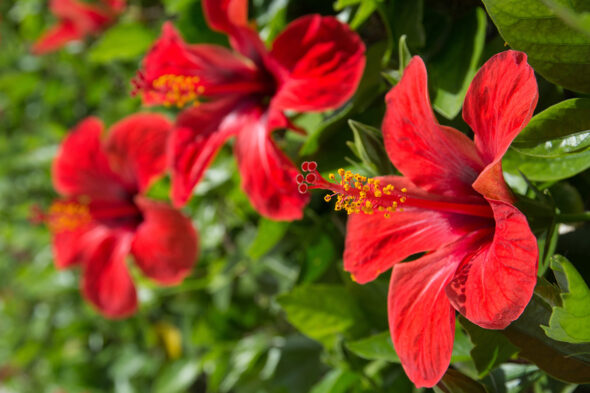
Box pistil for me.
[297,161,494,219]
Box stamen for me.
[150,74,205,108]
[295,161,494,219]
[47,200,92,233]
[295,161,405,217]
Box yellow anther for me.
[338,168,345,176]
[329,173,335,180]
[374,190,382,198]
[401,187,407,193]
[384,212,391,218]
[152,74,204,107]
[324,194,332,202]
[400,196,407,203]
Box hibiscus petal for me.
[463,50,538,164]
[202,0,248,33]
[104,113,171,193]
[131,197,198,285]
[446,199,538,329]
[32,21,83,54]
[134,22,264,106]
[170,98,243,207]
[52,117,129,199]
[234,107,309,220]
[389,241,468,388]
[383,56,485,199]
[81,233,137,318]
[344,177,489,284]
[270,15,365,112]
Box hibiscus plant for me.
[1,0,590,392]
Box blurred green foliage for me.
[1,0,590,393]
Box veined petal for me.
[104,113,171,193]
[344,177,489,284]
[389,239,472,388]
[464,50,538,165]
[134,22,266,107]
[270,15,365,112]
[170,98,242,207]
[383,57,485,199]
[52,117,130,199]
[446,199,538,329]
[234,107,309,220]
[81,232,137,319]
[131,197,198,285]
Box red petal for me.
[52,117,129,199]
[446,199,538,329]
[389,241,468,387]
[464,50,538,164]
[134,23,264,106]
[32,21,83,54]
[81,233,137,318]
[104,113,171,193]
[170,98,242,207]
[270,15,365,112]
[234,107,309,220]
[50,0,110,24]
[344,177,489,284]
[33,0,114,54]
[202,0,248,33]
[131,197,198,285]
[383,56,485,199]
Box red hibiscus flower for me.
[32,0,125,54]
[48,114,198,318]
[132,0,365,220]
[297,51,539,387]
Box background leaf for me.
[542,255,590,343]
[482,0,590,93]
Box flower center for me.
[47,200,92,232]
[297,161,494,219]
[151,74,206,108]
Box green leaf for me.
[309,368,360,393]
[88,23,156,63]
[512,99,590,156]
[434,369,488,393]
[388,0,425,48]
[153,359,200,393]
[481,0,590,93]
[346,331,400,363]
[346,323,472,364]
[300,235,336,283]
[459,317,518,377]
[277,285,367,346]
[430,8,487,119]
[347,0,380,30]
[247,218,289,259]
[503,147,590,182]
[542,255,590,343]
[503,294,590,383]
[481,364,542,393]
[542,0,590,37]
[347,120,394,176]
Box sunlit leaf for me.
[542,255,590,344]
[482,0,590,93]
